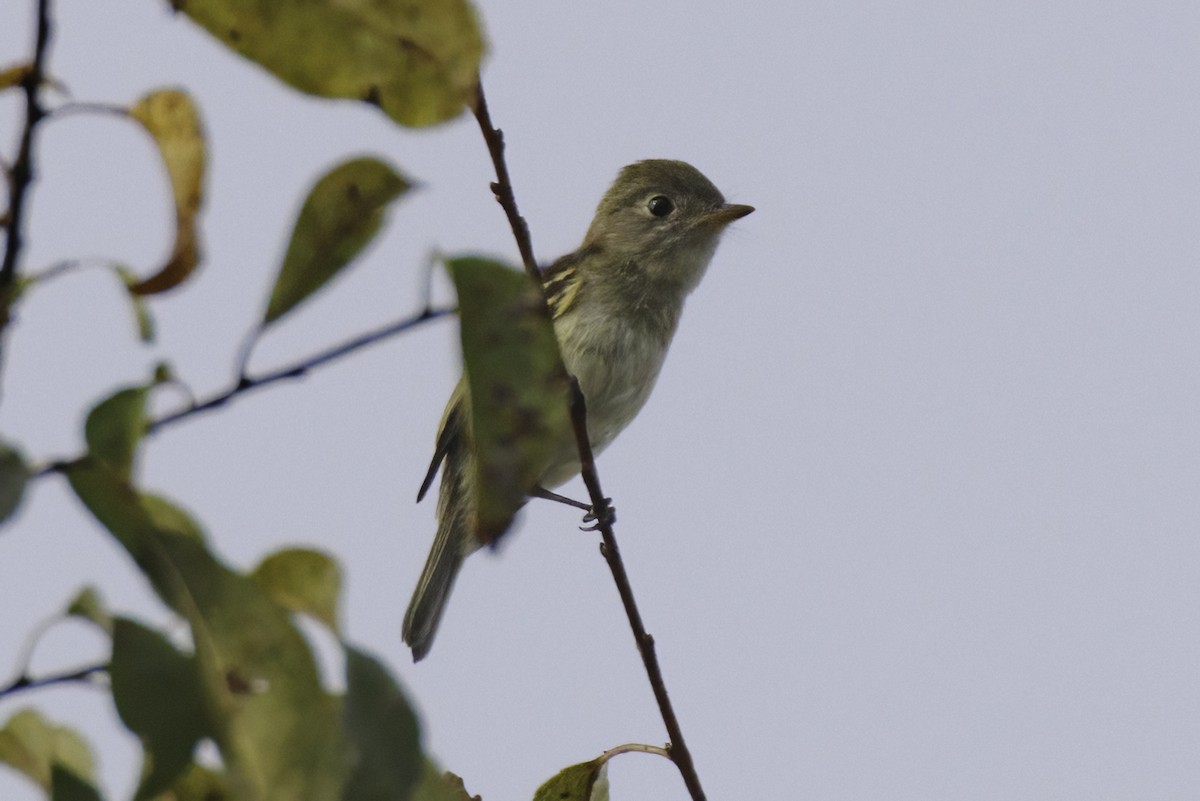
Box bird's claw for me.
[579,498,615,531]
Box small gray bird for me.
[403,159,753,660]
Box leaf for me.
[174,0,485,128]
[127,89,206,296]
[65,462,347,801]
[446,257,572,544]
[252,548,342,634]
[412,766,479,801]
[0,63,32,91]
[116,266,157,342]
[110,618,208,800]
[84,386,149,479]
[531,759,607,801]
[66,586,112,633]
[0,709,96,793]
[51,764,105,801]
[156,762,230,801]
[340,647,422,801]
[0,439,30,525]
[263,157,412,325]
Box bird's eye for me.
[647,195,675,218]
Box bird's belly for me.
[539,317,669,488]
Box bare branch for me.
[1,0,53,286]
[471,81,539,281]
[472,79,709,801]
[0,0,56,388]
[568,380,708,801]
[147,305,453,435]
[0,663,107,699]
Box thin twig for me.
[0,0,55,389]
[568,381,707,801]
[0,663,107,699]
[146,306,453,435]
[1,0,53,287]
[472,80,708,801]
[471,81,539,280]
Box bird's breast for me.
[538,304,674,487]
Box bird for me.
[403,159,753,660]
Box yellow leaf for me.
[128,89,207,295]
[174,0,485,127]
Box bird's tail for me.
[403,440,475,661]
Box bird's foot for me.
[579,498,616,531]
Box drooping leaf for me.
[111,618,208,800]
[83,386,148,480]
[411,766,479,801]
[50,764,105,801]
[340,646,422,801]
[263,157,411,325]
[0,439,30,525]
[531,759,607,801]
[65,462,347,801]
[127,89,206,296]
[65,586,112,633]
[252,548,342,634]
[115,266,157,342]
[446,257,572,544]
[0,709,96,793]
[173,0,485,128]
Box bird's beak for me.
[703,203,755,228]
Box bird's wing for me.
[417,381,467,503]
[541,247,596,320]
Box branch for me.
[471,81,539,280]
[1,0,53,286]
[0,0,55,385]
[147,306,453,435]
[568,381,708,801]
[0,663,107,699]
[471,80,708,801]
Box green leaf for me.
[446,257,572,544]
[83,386,148,479]
[411,766,479,801]
[263,157,412,325]
[341,647,422,801]
[0,439,30,525]
[127,89,207,296]
[158,762,230,801]
[531,759,607,801]
[51,764,105,801]
[0,709,96,793]
[66,586,112,633]
[252,548,342,634]
[110,618,207,800]
[65,462,347,801]
[174,0,484,128]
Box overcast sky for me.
[3,2,1199,800]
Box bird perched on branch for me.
[404,159,753,661]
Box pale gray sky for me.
[2,2,1199,800]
